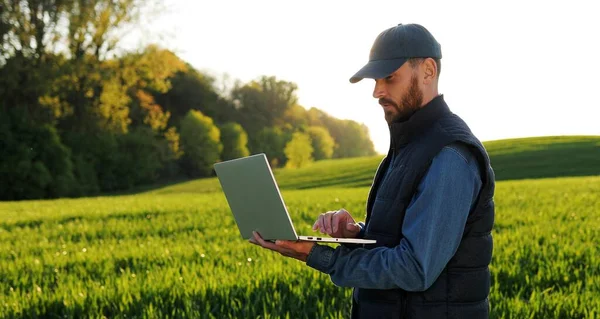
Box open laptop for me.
[213,153,376,244]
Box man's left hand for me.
[249,231,315,262]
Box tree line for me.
[0,0,376,201]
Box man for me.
[250,23,495,319]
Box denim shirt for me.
[306,142,482,291]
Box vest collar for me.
[389,94,451,150]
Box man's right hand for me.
[312,209,361,238]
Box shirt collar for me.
[389,94,451,150]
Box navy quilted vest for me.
[352,95,495,319]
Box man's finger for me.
[252,231,279,250]
[317,215,326,234]
[313,214,324,231]
[254,235,296,257]
[326,212,334,234]
[347,222,360,233]
[332,211,342,233]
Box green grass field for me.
[1,136,599,318]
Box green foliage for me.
[219,122,250,161]
[0,0,144,61]
[1,0,152,132]
[307,126,335,160]
[330,120,376,158]
[284,132,314,169]
[251,127,291,167]
[63,128,175,195]
[232,76,298,137]
[283,104,309,130]
[179,110,222,177]
[122,45,187,132]
[113,127,170,187]
[0,114,76,200]
[0,0,187,200]
[70,154,100,196]
[305,108,376,158]
[0,175,599,318]
[155,65,234,127]
[0,0,71,59]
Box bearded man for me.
[251,23,496,319]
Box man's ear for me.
[422,58,437,84]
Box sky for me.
[122,0,600,154]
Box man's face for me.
[372,62,424,124]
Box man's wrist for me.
[306,244,335,272]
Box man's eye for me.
[385,75,394,81]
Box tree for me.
[219,122,250,161]
[284,132,313,169]
[306,107,326,127]
[251,127,290,167]
[333,120,376,158]
[121,45,187,131]
[0,0,201,199]
[112,127,171,188]
[307,126,335,160]
[231,76,298,137]
[283,104,309,130]
[155,65,235,127]
[0,114,76,200]
[45,46,185,193]
[1,0,152,128]
[306,107,376,158]
[1,0,71,61]
[179,110,222,177]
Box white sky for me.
[122,0,600,154]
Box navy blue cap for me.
[350,23,442,83]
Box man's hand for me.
[249,231,315,262]
[312,208,361,238]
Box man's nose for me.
[373,81,385,99]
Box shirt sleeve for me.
[305,143,483,291]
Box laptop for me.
[213,153,376,244]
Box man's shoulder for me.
[441,142,477,163]
[433,142,481,178]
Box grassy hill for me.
[149,135,600,195]
[485,135,600,180]
[1,135,599,318]
[149,156,383,195]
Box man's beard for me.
[380,75,424,124]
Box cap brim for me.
[349,58,408,83]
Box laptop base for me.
[298,235,376,244]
